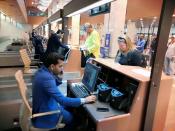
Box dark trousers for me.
[81,51,95,67]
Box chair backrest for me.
[19,49,31,68]
[26,42,32,54]
[64,48,71,63]
[15,70,32,114]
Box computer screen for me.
[82,62,101,92]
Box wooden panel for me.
[97,114,130,131]
[28,16,47,26]
[80,12,104,25]
[152,78,173,131]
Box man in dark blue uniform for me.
[32,52,96,130]
[43,30,69,62]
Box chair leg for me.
[56,115,65,129]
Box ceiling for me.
[0,0,174,25]
[0,0,26,23]
[126,0,163,20]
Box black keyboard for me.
[71,83,90,98]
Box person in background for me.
[150,34,157,66]
[43,29,67,62]
[56,29,65,42]
[115,35,144,67]
[136,34,146,53]
[45,29,64,54]
[164,36,175,75]
[31,30,44,60]
[32,52,96,130]
[81,23,100,67]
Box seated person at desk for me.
[32,52,96,130]
[115,35,143,66]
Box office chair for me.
[19,49,42,73]
[64,48,71,63]
[15,70,65,131]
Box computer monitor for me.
[82,62,101,92]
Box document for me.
[131,69,150,77]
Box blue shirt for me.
[136,39,146,53]
[32,66,81,128]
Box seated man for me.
[32,52,96,130]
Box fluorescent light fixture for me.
[37,0,52,12]
[153,16,157,19]
[66,0,114,17]
[51,18,62,24]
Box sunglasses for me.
[118,37,126,43]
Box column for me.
[127,21,137,43]
[104,0,128,57]
[71,14,80,46]
[62,17,68,44]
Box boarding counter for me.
[68,58,173,131]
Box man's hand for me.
[85,95,96,103]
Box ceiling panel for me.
[0,0,173,25]
[126,0,163,20]
[0,0,25,23]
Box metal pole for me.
[143,0,175,131]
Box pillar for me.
[71,14,80,46]
[127,21,137,43]
[104,0,128,57]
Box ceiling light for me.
[37,0,52,12]
[153,16,157,19]
[140,18,143,21]
[173,14,175,17]
[67,0,114,17]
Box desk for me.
[68,58,173,131]
[69,85,125,120]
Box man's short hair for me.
[84,23,93,29]
[56,29,64,34]
[44,52,64,67]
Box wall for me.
[80,12,104,25]
[0,15,32,51]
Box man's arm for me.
[42,79,96,106]
[43,79,81,107]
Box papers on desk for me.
[131,69,151,77]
